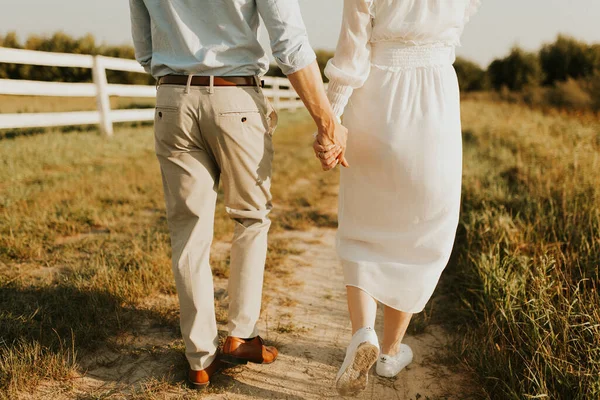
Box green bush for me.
[487,47,543,91]
[0,32,23,80]
[540,35,599,85]
[589,72,600,110]
[0,31,153,85]
[454,57,487,91]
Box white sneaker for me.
[335,327,380,397]
[376,344,413,378]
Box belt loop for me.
[253,76,261,93]
[184,74,193,94]
[208,76,215,94]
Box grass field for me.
[453,101,600,399]
[0,108,338,399]
[0,98,599,399]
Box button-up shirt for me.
[129,0,317,78]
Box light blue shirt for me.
[129,0,317,78]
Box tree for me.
[0,31,21,48]
[540,35,599,85]
[21,32,94,82]
[487,47,543,91]
[454,57,487,91]
[0,31,154,84]
[0,32,23,79]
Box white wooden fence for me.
[0,47,302,136]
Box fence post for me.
[273,79,281,110]
[92,56,113,137]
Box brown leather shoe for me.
[221,336,278,365]
[188,357,223,389]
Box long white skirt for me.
[337,44,463,313]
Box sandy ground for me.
[202,229,477,400]
[22,229,477,400]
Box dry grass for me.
[274,322,308,335]
[0,108,338,398]
[445,99,600,399]
[0,95,155,140]
[1,96,598,399]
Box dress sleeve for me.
[324,0,374,118]
[464,0,481,23]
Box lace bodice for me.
[325,0,481,116]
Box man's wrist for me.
[316,113,336,132]
[316,112,340,138]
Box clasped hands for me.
[312,119,349,171]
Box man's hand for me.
[312,120,349,171]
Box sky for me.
[1,0,600,67]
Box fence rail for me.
[0,47,302,136]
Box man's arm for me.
[288,63,349,168]
[129,0,153,74]
[256,0,348,169]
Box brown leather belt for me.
[157,75,260,87]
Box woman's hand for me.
[313,120,350,171]
[313,139,341,171]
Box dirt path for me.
[24,229,474,400]
[205,229,474,400]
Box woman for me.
[314,0,480,396]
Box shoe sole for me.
[336,342,379,397]
[188,380,210,390]
[221,353,278,365]
[220,354,250,365]
[376,359,413,378]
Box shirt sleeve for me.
[256,0,317,75]
[324,0,374,118]
[129,0,153,74]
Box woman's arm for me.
[325,0,374,118]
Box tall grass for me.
[0,109,338,398]
[1,99,598,398]
[449,99,600,399]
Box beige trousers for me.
[154,79,277,370]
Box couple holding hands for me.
[130,0,479,396]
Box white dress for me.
[325,0,480,313]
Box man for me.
[129,0,346,388]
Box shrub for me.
[454,57,487,91]
[545,78,593,110]
[540,35,599,85]
[0,31,153,84]
[0,32,23,80]
[487,47,543,91]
